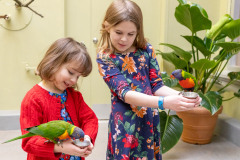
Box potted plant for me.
[158,0,240,154]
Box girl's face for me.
[51,62,81,93]
[108,21,137,53]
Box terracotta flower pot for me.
[176,106,223,144]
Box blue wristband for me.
[158,96,164,110]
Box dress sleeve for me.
[96,54,132,102]
[20,93,61,159]
[146,44,164,93]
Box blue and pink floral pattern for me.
[97,44,164,160]
[49,90,81,160]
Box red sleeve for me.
[74,91,99,145]
[20,92,61,159]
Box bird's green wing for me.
[36,120,70,141]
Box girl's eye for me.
[68,70,73,75]
[116,32,122,34]
[128,34,134,36]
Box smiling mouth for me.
[64,82,69,87]
[119,43,126,47]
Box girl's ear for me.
[104,21,110,33]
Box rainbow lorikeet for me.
[2,120,85,146]
[171,69,196,92]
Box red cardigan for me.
[20,84,98,160]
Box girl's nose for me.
[121,35,127,41]
[70,77,78,84]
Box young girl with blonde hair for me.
[20,37,98,160]
[96,0,201,159]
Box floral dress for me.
[97,44,164,160]
[49,90,81,160]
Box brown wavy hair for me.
[37,37,92,88]
[97,0,147,56]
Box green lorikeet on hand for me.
[2,120,85,146]
[171,69,196,92]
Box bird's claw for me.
[57,141,63,148]
[179,90,184,95]
[44,140,51,144]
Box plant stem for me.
[218,80,236,92]
[209,39,214,53]
[196,59,221,91]
[223,96,235,101]
[207,59,229,92]
[205,62,222,92]
[195,33,199,61]
[191,33,197,77]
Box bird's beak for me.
[170,75,175,79]
[79,137,84,142]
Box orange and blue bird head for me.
[171,69,196,92]
[171,69,184,81]
[71,127,85,142]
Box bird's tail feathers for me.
[2,132,35,144]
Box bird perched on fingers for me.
[171,69,196,92]
[2,120,85,147]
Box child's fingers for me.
[84,149,92,155]
[180,96,198,103]
[180,101,196,108]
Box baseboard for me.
[0,110,20,130]
[91,104,111,120]
[214,113,240,147]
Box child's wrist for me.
[158,96,164,110]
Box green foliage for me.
[156,0,240,115]
[175,4,211,33]
[198,91,222,114]
[161,72,180,88]
[159,111,183,154]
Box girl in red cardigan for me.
[20,37,98,160]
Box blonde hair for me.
[97,0,147,55]
[37,37,92,88]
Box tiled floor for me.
[1,120,240,160]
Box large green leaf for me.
[162,76,179,88]
[213,49,232,61]
[234,89,240,98]
[205,14,233,40]
[215,42,240,55]
[198,91,222,115]
[158,51,187,69]
[190,59,215,71]
[228,71,240,81]
[160,111,183,154]
[182,36,212,56]
[161,72,169,79]
[175,4,211,33]
[221,19,240,40]
[161,72,181,89]
[204,37,225,52]
[159,43,192,61]
[177,0,208,18]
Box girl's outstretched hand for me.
[81,142,94,158]
[53,139,88,157]
[163,95,202,112]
